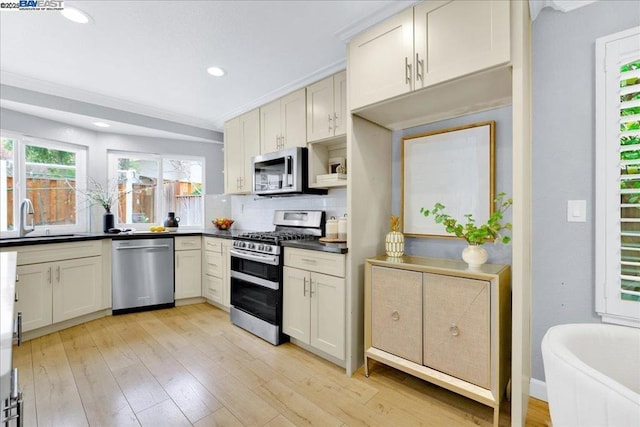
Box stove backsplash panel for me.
[230,188,346,231]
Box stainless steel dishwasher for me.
[112,237,174,314]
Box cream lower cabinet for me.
[10,241,103,332]
[175,236,202,299]
[365,255,510,427]
[202,236,231,309]
[283,248,345,361]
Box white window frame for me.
[0,130,88,238]
[595,26,640,328]
[107,150,205,229]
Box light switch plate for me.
[567,200,586,222]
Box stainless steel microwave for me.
[252,147,326,196]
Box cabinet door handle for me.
[300,258,317,264]
[405,57,411,85]
[416,53,424,82]
[13,312,22,346]
[328,113,333,133]
[391,310,400,321]
[303,276,307,296]
[449,322,460,337]
[48,267,52,284]
[309,280,315,297]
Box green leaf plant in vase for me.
[385,215,405,258]
[420,192,513,268]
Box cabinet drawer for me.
[423,273,490,389]
[12,240,102,265]
[284,248,345,277]
[371,266,422,364]
[175,236,202,251]
[204,252,223,277]
[204,237,223,253]
[204,274,223,304]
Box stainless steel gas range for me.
[229,210,325,345]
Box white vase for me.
[462,244,488,268]
[385,231,405,257]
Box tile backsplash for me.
[229,188,347,231]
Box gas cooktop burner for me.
[236,230,317,244]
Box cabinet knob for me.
[391,310,400,321]
[449,322,460,337]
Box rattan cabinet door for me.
[371,266,423,364]
[423,273,490,389]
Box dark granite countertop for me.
[0,229,348,254]
[281,238,348,254]
[0,228,239,248]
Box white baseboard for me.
[530,378,548,402]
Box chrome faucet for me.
[19,198,35,237]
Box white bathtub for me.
[542,323,640,427]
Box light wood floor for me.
[13,303,551,426]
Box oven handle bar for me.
[230,271,280,290]
[230,248,279,265]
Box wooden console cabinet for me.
[364,255,510,426]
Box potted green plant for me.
[420,192,513,267]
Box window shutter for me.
[597,27,640,326]
[619,57,640,303]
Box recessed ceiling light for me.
[93,122,110,128]
[60,7,92,24]
[207,66,226,77]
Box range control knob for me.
[257,244,264,251]
[248,243,255,250]
[264,245,272,253]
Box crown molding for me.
[335,0,418,43]
[0,71,218,131]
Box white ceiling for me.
[0,0,415,140]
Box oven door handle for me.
[230,271,280,290]
[230,248,279,265]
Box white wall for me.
[531,0,640,383]
[230,188,347,231]
[0,108,224,232]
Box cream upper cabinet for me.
[224,108,260,194]
[349,1,510,111]
[349,7,414,111]
[306,71,347,143]
[414,0,510,89]
[260,88,306,153]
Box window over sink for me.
[107,151,205,228]
[0,132,87,237]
